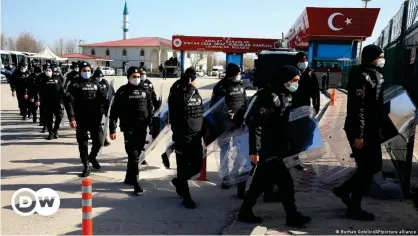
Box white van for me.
[0,50,12,67]
[8,51,28,65]
[210,65,224,76]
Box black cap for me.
[361,45,384,65]
[78,61,91,71]
[43,63,52,71]
[226,63,240,77]
[93,69,103,78]
[34,66,42,73]
[19,62,27,67]
[278,65,301,85]
[127,66,141,78]
[295,52,307,64]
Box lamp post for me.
[359,0,372,62]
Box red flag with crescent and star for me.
[306,7,380,38]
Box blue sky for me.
[1,0,404,48]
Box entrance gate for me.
[171,35,282,73]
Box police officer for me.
[210,63,248,197]
[333,45,386,221]
[168,67,204,209]
[92,69,111,147]
[65,62,107,177]
[238,65,311,227]
[27,66,42,123]
[292,52,320,171]
[64,62,79,91]
[40,64,64,140]
[10,62,31,120]
[109,66,154,195]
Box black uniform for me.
[141,78,161,112]
[292,68,320,114]
[27,69,42,123]
[10,68,31,119]
[168,71,204,209]
[65,70,79,91]
[109,80,153,194]
[239,65,311,227]
[65,76,107,176]
[334,45,385,221]
[39,71,64,139]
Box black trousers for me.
[175,137,203,197]
[241,157,297,215]
[28,101,38,121]
[16,91,29,116]
[123,126,148,179]
[340,137,382,209]
[76,120,104,164]
[44,103,63,133]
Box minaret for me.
[122,1,129,40]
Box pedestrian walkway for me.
[222,90,418,235]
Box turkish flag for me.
[306,7,380,38]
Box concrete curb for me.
[250,226,268,235]
[317,100,331,122]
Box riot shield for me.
[207,127,253,186]
[283,106,327,168]
[202,97,232,146]
[100,79,115,155]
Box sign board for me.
[172,36,279,53]
[410,47,416,64]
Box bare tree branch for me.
[1,33,7,49]
[64,39,77,54]
[54,38,65,55]
[16,32,40,52]
[243,55,255,70]
[7,37,16,51]
[190,52,207,68]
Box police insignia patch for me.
[356,89,364,97]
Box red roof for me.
[81,37,172,48]
[58,53,112,61]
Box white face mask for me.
[376,58,385,68]
[74,68,79,72]
[81,72,91,79]
[129,78,140,86]
[96,77,103,82]
[233,75,241,82]
[297,62,308,70]
[46,71,52,77]
[140,75,146,82]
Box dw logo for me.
[11,188,61,216]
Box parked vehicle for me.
[196,70,204,77]
[101,67,116,76]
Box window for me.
[187,53,191,59]
[91,49,95,56]
[105,49,110,56]
[140,50,145,56]
[122,49,127,56]
[140,62,145,67]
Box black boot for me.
[333,186,351,207]
[41,126,46,133]
[132,163,144,195]
[294,164,307,172]
[80,163,91,177]
[221,177,230,189]
[89,156,101,170]
[22,116,27,121]
[182,196,196,209]
[47,132,53,140]
[133,182,144,195]
[286,211,311,227]
[172,177,183,197]
[104,139,111,147]
[237,182,246,199]
[161,153,170,169]
[53,130,59,139]
[346,208,375,221]
[33,116,37,123]
[238,205,263,223]
[141,160,148,165]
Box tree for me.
[8,37,16,51]
[243,55,255,70]
[16,32,40,52]
[54,38,65,55]
[65,39,77,54]
[1,33,7,49]
[190,52,208,69]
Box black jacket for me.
[168,80,204,142]
[38,73,65,105]
[248,87,294,159]
[344,65,385,142]
[109,83,153,134]
[27,73,40,102]
[141,79,161,113]
[10,70,30,93]
[64,78,107,122]
[292,68,320,113]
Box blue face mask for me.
[286,82,299,92]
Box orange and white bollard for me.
[330,89,336,106]
[82,178,93,236]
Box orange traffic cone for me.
[330,89,336,106]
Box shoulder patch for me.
[356,89,364,98]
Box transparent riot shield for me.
[202,97,231,146]
[283,106,327,168]
[207,127,253,186]
[100,79,115,156]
